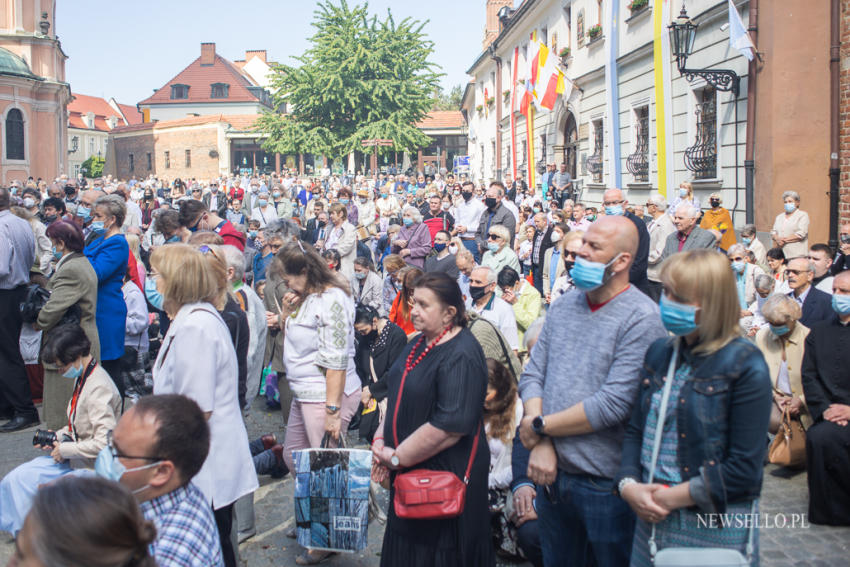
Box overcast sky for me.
[57,0,495,106]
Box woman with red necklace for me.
[372,272,493,567]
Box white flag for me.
[728,0,755,61]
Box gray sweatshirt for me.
[519,285,667,479]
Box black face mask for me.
[318,220,327,227]
[563,260,575,273]
[360,329,378,342]
[44,214,57,224]
[469,284,488,301]
[64,186,76,197]
[710,199,720,208]
[462,191,473,201]
[484,197,497,209]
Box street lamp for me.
[668,3,740,95]
[68,136,79,154]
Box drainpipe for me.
[489,44,503,181]
[744,0,758,225]
[829,0,841,249]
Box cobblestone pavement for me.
[0,401,847,566]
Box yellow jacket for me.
[700,207,736,251]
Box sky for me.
[56,0,494,106]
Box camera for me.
[32,429,57,447]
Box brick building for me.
[840,0,850,229]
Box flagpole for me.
[605,0,622,188]
[653,0,670,197]
[528,105,536,190]
[511,47,519,182]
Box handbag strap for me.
[369,355,379,385]
[649,340,759,563]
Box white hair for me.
[727,243,747,256]
[474,265,497,284]
[647,193,668,210]
[782,190,800,202]
[402,205,423,223]
[675,202,699,219]
[221,245,246,281]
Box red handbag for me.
[391,330,482,520]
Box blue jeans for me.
[535,471,635,567]
[461,238,480,263]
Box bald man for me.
[601,188,651,296]
[518,216,667,566]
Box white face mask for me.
[551,232,563,243]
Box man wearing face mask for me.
[74,189,104,242]
[202,180,228,217]
[468,266,519,353]
[530,213,554,295]
[475,181,517,255]
[102,394,224,567]
[660,202,717,262]
[518,217,667,566]
[178,199,246,251]
[453,181,486,263]
[424,230,459,279]
[63,181,80,206]
[601,188,651,296]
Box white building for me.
[67,94,141,178]
[463,0,752,226]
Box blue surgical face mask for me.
[731,261,746,274]
[570,253,622,291]
[403,217,413,227]
[273,192,281,198]
[95,446,161,493]
[339,198,349,205]
[89,220,105,234]
[354,271,367,280]
[679,188,688,198]
[76,205,91,221]
[659,293,700,336]
[832,294,850,316]
[770,324,790,337]
[533,207,541,214]
[742,237,753,245]
[144,276,164,311]
[258,199,268,207]
[62,362,83,380]
[487,242,500,253]
[248,230,258,239]
[784,202,797,214]
[52,246,63,261]
[380,193,388,199]
[605,204,624,216]
[434,243,447,253]
[165,235,181,244]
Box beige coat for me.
[542,246,566,297]
[54,364,121,469]
[754,323,812,428]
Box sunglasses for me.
[785,269,807,276]
[487,234,500,240]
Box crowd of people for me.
[0,168,848,567]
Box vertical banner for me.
[511,47,519,181]
[653,0,674,196]
[604,0,622,188]
[527,106,536,189]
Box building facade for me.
[464,0,837,243]
[0,0,70,183]
[67,94,141,178]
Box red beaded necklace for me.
[393,324,454,446]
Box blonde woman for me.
[542,223,571,302]
[667,180,700,218]
[617,249,771,565]
[150,244,257,567]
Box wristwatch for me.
[325,404,341,414]
[618,477,638,497]
[531,415,546,436]
[390,453,400,468]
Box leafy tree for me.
[81,155,105,178]
[431,84,463,111]
[255,0,443,159]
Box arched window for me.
[6,108,25,160]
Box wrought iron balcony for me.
[683,98,717,179]
[626,113,649,182]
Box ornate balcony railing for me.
[684,97,717,179]
[626,111,649,182]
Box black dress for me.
[380,328,494,567]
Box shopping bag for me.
[292,437,371,553]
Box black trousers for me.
[532,264,544,295]
[214,503,237,567]
[806,420,850,526]
[0,287,38,420]
[99,357,125,399]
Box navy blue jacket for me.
[616,336,771,514]
[799,287,834,329]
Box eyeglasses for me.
[602,199,625,207]
[784,268,807,276]
[729,257,745,262]
[487,234,500,240]
[564,251,578,259]
[106,431,161,461]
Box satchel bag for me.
[391,331,482,520]
[649,339,757,567]
[768,403,806,468]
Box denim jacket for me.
[616,336,771,514]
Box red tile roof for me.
[68,93,133,132]
[416,110,465,130]
[110,114,260,134]
[115,102,143,125]
[138,51,265,106]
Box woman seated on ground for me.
[13,475,157,567]
[754,294,811,433]
[351,256,384,315]
[0,324,120,535]
[742,274,775,337]
[322,248,341,272]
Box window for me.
[587,119,604,183]
[5,108,24,160]
[88,137,95,155]
[146,152,152,171]
[170,84,189,100]
[684,86,717,179]
[74,164,80,177]
[185,149,191,168]
[164,150,170,169]
[129,153,135,172]
[577,10,585,47]
[210,83,229,99]
[540,134,547,166]
[627,106,650,182]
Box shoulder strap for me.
[648,338,680,484]
[369,355,379,385]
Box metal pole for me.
[829,0,841,250]
[744,0,758,225]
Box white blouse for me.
[153,302,258,509]
[283,287,362,402]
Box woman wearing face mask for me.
[770,190,810,260]
[726,243,766,313]
[83,195,129,396]
[616,249,771,565]
[353,305,407,443]
[754,294,811,436]
[424,230,459,279]
[357,188,377,235]
[517,225,535,276]
[251,190,276,228]
[389,266,423,337]
[481,224,521,284]
[392,206,432,269]
[381,254,406,315]
[351,256,384,314]
[0,324,120,535]
[699,192,735,252]
[667,181,700,219]
[139,189,159,231]
[337,187,359,226]
[542,223,570,303]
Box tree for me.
[81,155,105,178]
[431,84,463,111]
[255,0,443,160]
